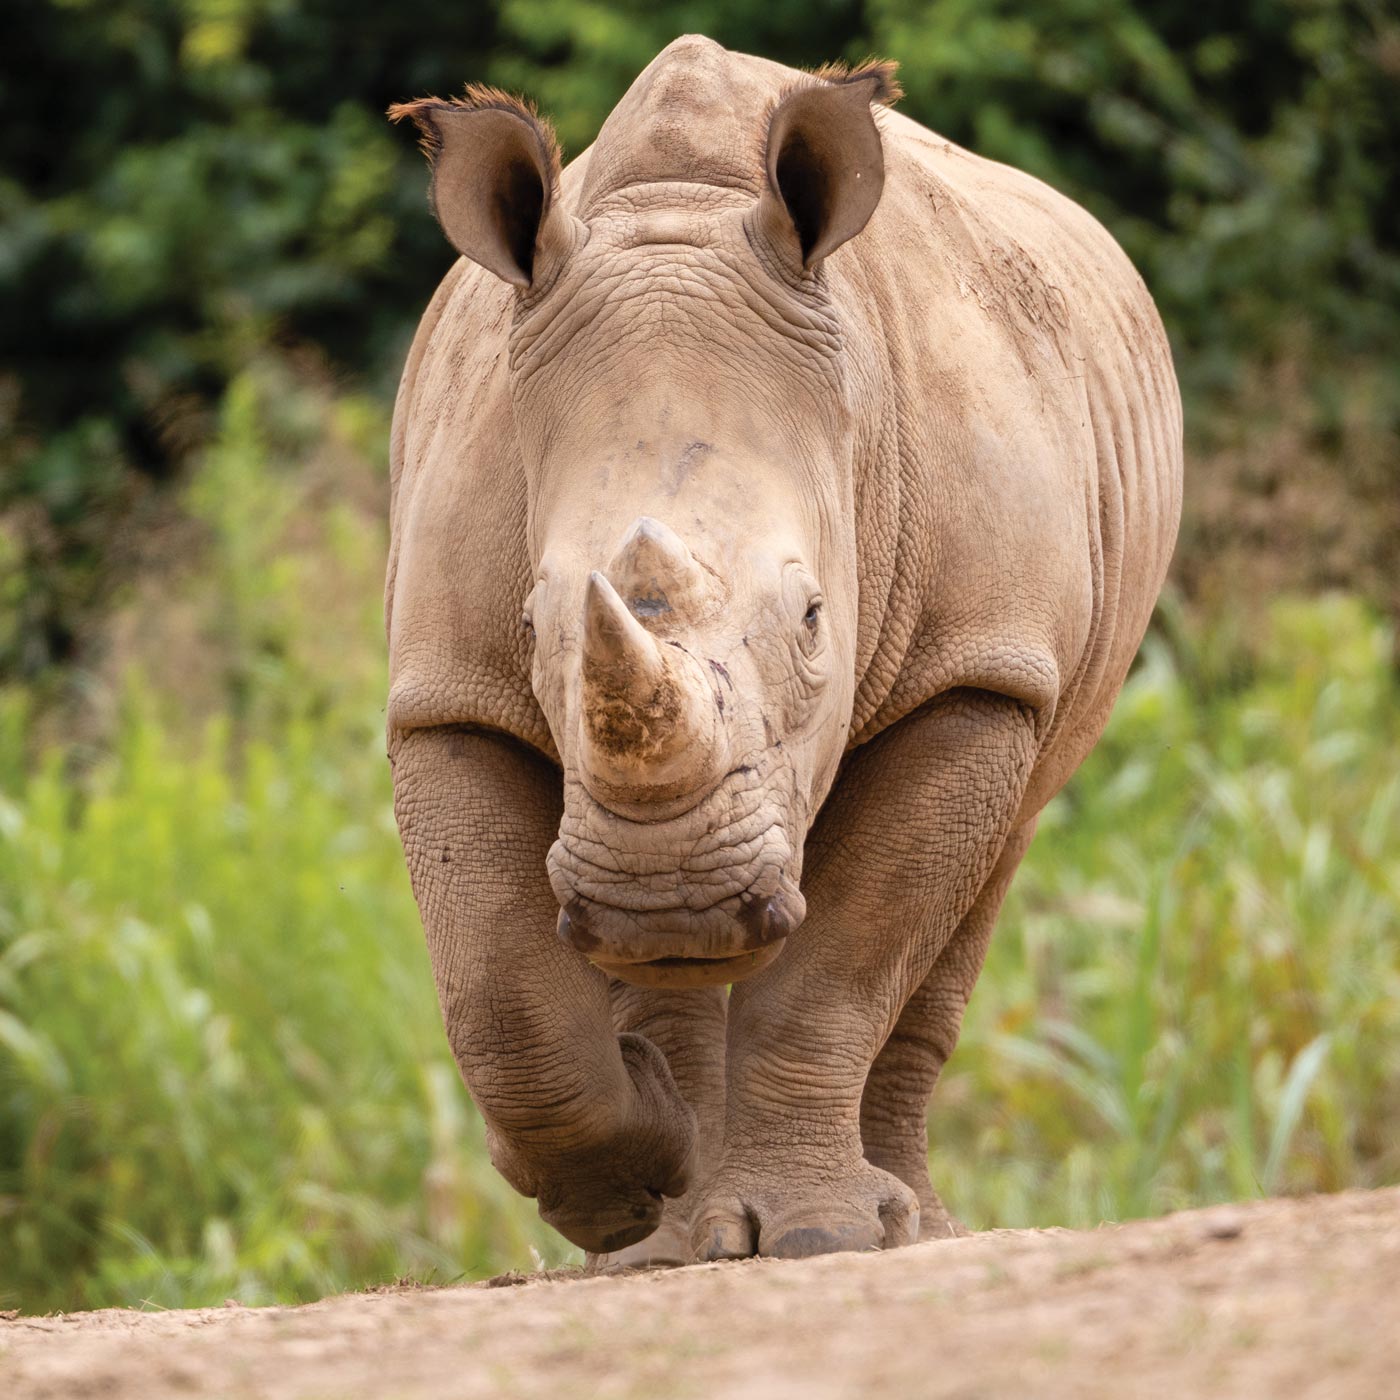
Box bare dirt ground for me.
[4,1188,1397,1400]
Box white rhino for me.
[386,35,1181,1266]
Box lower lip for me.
[590,941,787,989]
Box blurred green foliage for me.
[938,590,1400,1225]
[2,367,1396,1310]
[0,368,573,1309]
[3,0,1399,674]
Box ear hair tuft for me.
[388,85,562,192]
[804,59,903,108]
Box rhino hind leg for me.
[586,981,728,1270]
[859,819,1037,1241]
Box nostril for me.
[557,904,602,954]
[736,888,805,950]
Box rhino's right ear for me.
[390,88,575,290]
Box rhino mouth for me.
[547,761,805,985]
[590,945,788,989]
[553,878,804,988]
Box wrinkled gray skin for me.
[386,37,1182,1264]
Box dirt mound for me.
[4,1188,1396,1399]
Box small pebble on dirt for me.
[1200,1211,1246,1241]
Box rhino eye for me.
[802,599,822,631]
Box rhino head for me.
[392,52,898,988]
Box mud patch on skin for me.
[584,671,685,762]
[629,591,671,617]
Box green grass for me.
[0,368,575,1312]
[2,370,1398,1311]
[935,592,1400,1228]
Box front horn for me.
[577,571,726,804]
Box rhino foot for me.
[690,1158,919,1261]
[866,1150,972,1242]
[503,1033,698,1256]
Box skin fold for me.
[385,36,1182,1263]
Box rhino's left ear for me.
[390,87,576,290]
[756,61,901,271]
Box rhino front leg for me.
[693,689,1039,1261]
[586,983,728,1269]
[859,819,1037,1240]
[391,726,696,1255]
